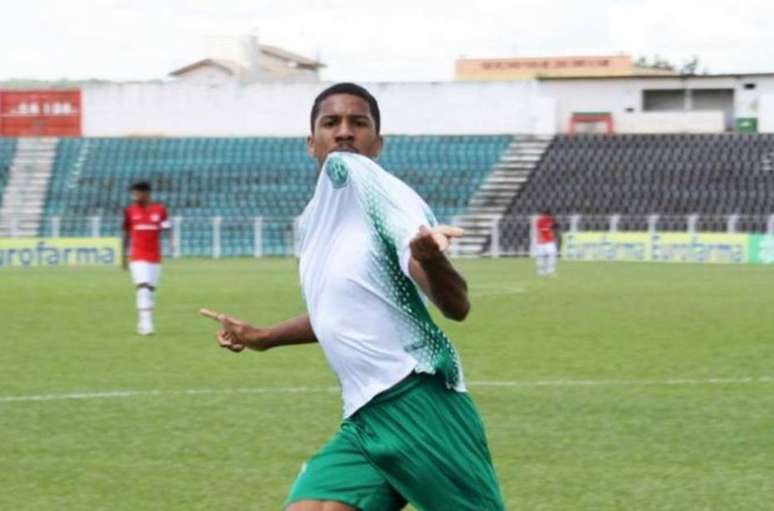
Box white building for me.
[538,73,774,134]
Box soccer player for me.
[122,181,171,335]
[534,209,560,277]
[202,83,505,510]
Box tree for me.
[679,55,701,75]
[634,54,707,75]
[634,54,675,71]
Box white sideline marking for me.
[0,386,338,403]
[472,286,526,298]
[473,377,774,387]
[1,377,772,404]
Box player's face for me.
[308,94,383,166]
[132,190,150,205]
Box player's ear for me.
[306,135,315,157]
[374,135,384,158]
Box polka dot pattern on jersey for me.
[352,162,462,389]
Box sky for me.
[1,0,773,82]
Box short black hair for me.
[130,181,151,193]
[310,82,380,134]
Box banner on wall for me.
[749,235,774,264]
[0,238,121,268]
[562,232,750,264]
[0,90,81,136]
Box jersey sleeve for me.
[397,201,438,279]
[328,152,438,280]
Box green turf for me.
[2,258,773,510]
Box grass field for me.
[2,258,773,510]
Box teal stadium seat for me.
[41,136,510,255]
[0,138,18,201]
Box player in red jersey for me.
[534,209,560,277]
[122,182,172,335]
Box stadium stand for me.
[41,135,510,255]
[498,134,774,253]
[0,138,17,201]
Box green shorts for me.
[285,373,505,510]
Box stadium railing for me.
[488,213,774,257]
[28,215,298,258]
[2,213,773,259]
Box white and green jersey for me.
[298,152,466,418]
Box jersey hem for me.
[342,364,467,419]
[341,362,417,419]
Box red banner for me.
[0,90,81,136]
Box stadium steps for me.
[453,136,552,256]
[0,137,58,237]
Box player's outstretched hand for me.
[410,225,464,262]
[199,308,269,353]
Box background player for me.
[122,182,172,335]
[534,208,560,277]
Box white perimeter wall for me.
[760,95,774,133]
[616,112,725,133]
[83,81,556,136]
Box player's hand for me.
[121,255,128,270]
[410,225,464,262]
[199,309,270,353]
[216,329,246,353]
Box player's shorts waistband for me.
[366,371,436,407]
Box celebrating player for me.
[202,83,504,510]
[534,208,560,277]
[123,181,171,336]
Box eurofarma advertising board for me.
[0,238,121,268]
[749,235,774,264]
[562,232,774,264]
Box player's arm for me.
[161,207,174,256]
[121,210,130,270]
[553,220,562,248]
[167,227,174,257]
[162,222,174,256]
[408,226,470,321]
[200,309,317,353]
[122,231,129,269]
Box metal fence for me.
[490,214,774,257]
[3,213,774,258]
[3,215,299,258]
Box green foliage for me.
[634,54,706,75]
